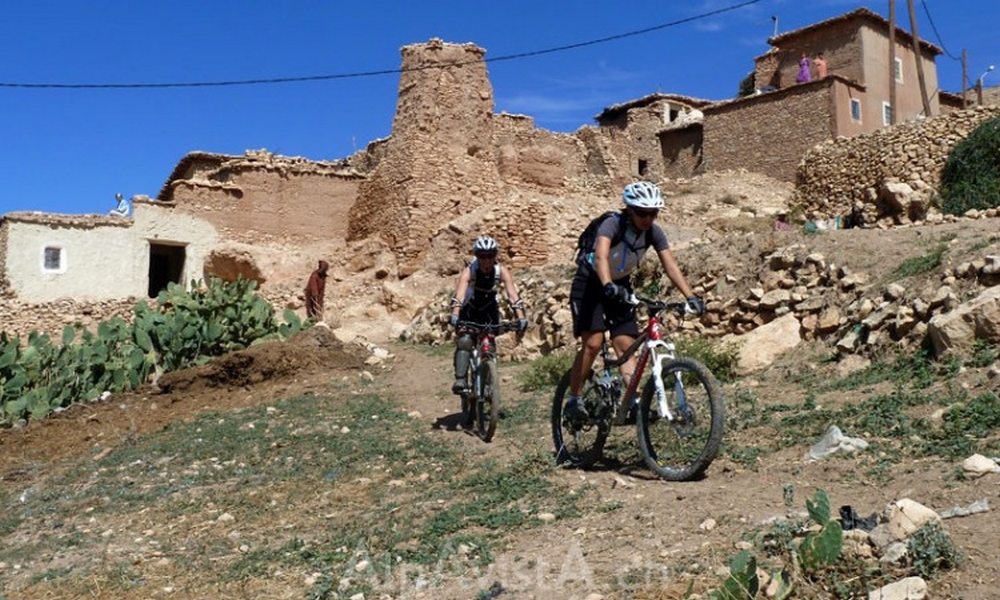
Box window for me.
[850,99,862,122]
[638,159,648,177]
[43,246,65,273]
[882,102,894,126]
[894,57,903,83]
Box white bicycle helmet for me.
[622,181,665,209]
[472,236,499,255]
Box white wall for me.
[3,203,217,303]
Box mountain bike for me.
[551,296,725,481]
[455,320,518,442]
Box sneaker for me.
[452,378,468,395]
[563,395,589,421]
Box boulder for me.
[204,243,266,285]
[732,313,801,374]
[927,286,1000,357]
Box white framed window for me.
[894,57,904,83]
[882,101,894,126]
[850,98,862,122]
[43,246,66,273]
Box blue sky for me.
[0,0,995,215]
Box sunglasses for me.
[633,208,659,219]
[476,252,498,260]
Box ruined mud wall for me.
[492,113,590,192]
[348,40,504,275]
[794,105,1000,221]
[166,152,363,244]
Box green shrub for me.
[908,521,962,578]
[940,115,1000,215]
[675,336,741,382]
[888,243,948,281]
[1,277,305,425]
[519,350,575,391]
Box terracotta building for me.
[604,7,945,182]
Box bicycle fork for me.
[648,340,683,422]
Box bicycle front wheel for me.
[551,370,608,468]
[477,359,500,442]
[637,357,724,481]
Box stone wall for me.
[624,103,671,181]
[492,113,588,192]
[483,195,547,270]
[0,297,137,343]
[703,81,833,182]
[660,126,704,179]
[794,105,1000,222]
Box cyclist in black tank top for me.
[448,236,528,395]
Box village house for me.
[0,151,365,304]
[0,200,216,304]
[606,7,945,183]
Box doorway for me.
[148,243,186,298]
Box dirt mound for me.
[0,325,367,477]
[156,325,365,393]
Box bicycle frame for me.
[468,331,496,399]
[456,320,517,442]
[597,300,685,426]
[456,321,517,398]
[553,296,724,480]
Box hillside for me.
[2,173,1000,599]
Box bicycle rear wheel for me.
[551,370,609,468]
[637,357,724,481]
[476,359,499,442]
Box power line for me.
[920,0,960,61]
[0,0,761,90]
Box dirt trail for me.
[373,340,1000,599]
[2,326,998,599]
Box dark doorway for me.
[148,243,186,298]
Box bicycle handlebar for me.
[455,320,520,334]
[631,294,689,316]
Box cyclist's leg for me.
[608,306,641,421]
[607,303,641,388]
[570,331,603,392]
[453,332,474,394]
[453,302,479,394]
[568,275,605,396]
[567,276,605,420]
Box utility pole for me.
[888,0,897,124]
[907,0,932,116]
[963,49,969,108]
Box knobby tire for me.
[551,369,608,468]
[477,359,499,442]
[636,357,724,481]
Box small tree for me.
[738,71,756,97]
[940,115,1000,215]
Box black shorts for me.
[569,270,639,338]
